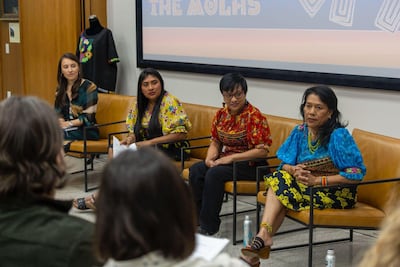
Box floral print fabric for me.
[125,92,192,138]
[211,102,272,158]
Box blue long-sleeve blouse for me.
[277,124,366,180]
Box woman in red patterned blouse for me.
[189,73,272,237]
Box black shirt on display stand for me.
[76,15,120,93]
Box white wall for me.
[108,0,400,139]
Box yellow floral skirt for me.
[264,170,357,211]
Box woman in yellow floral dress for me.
[241,85,366,262]
[121,68,192,160]
[73,68,191,210]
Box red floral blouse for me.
[211,102,272,158]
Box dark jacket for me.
[0,195,101,267]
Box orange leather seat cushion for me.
[69,139,109,153]
[225,181,267,194]
[257,191,385,228]
[181,159,203,181]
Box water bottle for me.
[325,249,336,267]
[243,215,253,247]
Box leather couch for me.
[68,93,136,191]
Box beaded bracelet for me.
[321,176,328,186]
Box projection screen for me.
[136,0,400,91]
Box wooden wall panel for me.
[20,0,81,104]
[84,0,107,29]
[0,23,2,99]
[0,0,107,103]
[0,21,23,98]
[0,55,2,99]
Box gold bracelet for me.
[260,222,273,233]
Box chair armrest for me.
[254,155,281,192]
[154,135,211,148]
[83,120,126,141]
[176,135,212,167]
[82,120,126,151]
[179,144,210,171]
[185,135,211,141]
[182,144,210,150]
[84,119,126,131]
[152,135,209,150]
[108,130,129,147]
[310,177,400,193]
[256,165,273,192]
[232,156,279,182]
[356,177,400,186]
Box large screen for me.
[136,0,400,91]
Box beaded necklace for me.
[307,131,320,154]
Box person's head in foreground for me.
[0,96,102,267]
[95,147,196,262]
[357,184,400,267]
[0,96,66,198]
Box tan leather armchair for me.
[256,128,400,267]
[67,93,136,191]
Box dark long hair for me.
[95,148,196,261]
[0,96,66,197]
[300,85,347,146]
[134,68,166,141]
[54,53,83,109]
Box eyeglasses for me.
[222,91,245,100]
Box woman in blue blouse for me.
[241,85,366,262]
